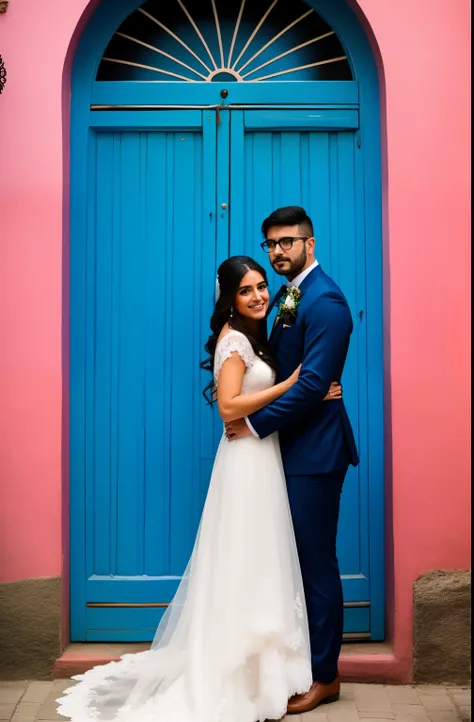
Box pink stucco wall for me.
[0,0,470,681]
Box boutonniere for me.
[276,286,302,325]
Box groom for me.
[225,206,359,714]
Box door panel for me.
[79,113,219,638]
[229,110,370,625]
[243,109,359,130]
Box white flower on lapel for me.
[277,286,301,320]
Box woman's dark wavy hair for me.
[201,256,277,404]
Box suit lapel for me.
[269,265,323,352]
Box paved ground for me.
[0,680,470,722]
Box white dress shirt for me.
[245,259,319,437]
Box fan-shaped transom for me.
[98,0,353,82]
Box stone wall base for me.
[414,569,471,685]
[0,577,61,680]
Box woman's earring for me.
[229,306,234,319]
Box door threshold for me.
[55,641,396,682]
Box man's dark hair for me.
[261,205,314,239]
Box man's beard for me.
[272,247,307,276]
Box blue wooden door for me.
[228,109,370,636]
[73,106,375,641]
[73,111,223,640]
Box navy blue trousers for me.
[286,470,347,684]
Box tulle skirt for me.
[57,432,312,722]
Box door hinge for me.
[356,135,361,149]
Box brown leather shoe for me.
[286,676,340,714]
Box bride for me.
[57,255,341,722]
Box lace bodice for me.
[214,330,275,394]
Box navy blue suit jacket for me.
[249,265,359,475]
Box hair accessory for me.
[215,275,221,300]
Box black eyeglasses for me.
[260,236,309,254]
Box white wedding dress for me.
[57,330,312,722]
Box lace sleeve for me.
[214,331,256,382]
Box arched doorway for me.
[70,0,384,643]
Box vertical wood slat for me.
[115,132,144,575]
[308,132,331,263]
[84,134,97,584]
[94,133,114,575]
[144,132,170,576]
[353,133,370,588]
[280,132,301,200]
[169,131,199,574]
[333,132,362,575]
[109,132,122,577]
[200,113,219,500]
